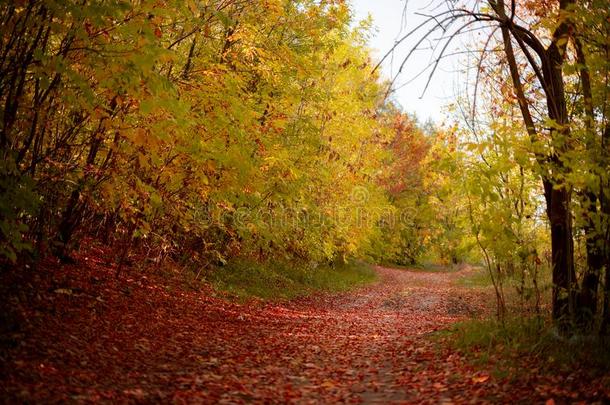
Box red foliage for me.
[381,113,430,196]
[1,245,608,403]
[518,0,558,18]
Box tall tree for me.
[385,0,609,330]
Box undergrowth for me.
[456,268,493,288]
[446,317,610,377]
[378,261,469,273]
[207,260,377,301]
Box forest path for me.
[2,264,506,403]
[155,264,492,403]
[266,265,490,403]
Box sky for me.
[350,0,461,124]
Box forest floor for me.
[1,249,609,403]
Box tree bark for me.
[492,0,577,326]
[600,125,610,335]
[573,39,603,328]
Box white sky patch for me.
[350,0,464,124]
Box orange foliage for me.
[381,113,430,196]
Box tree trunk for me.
[601,243,610,335]
[577,192,603,328]
[544,182,576,324]
[574,39,602,329]
[600,127,610,335]
[542,15,577,325]
[493,0,577,327]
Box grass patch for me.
[445,316,610,375]
[378,261,458,273]
[456,267,492,288]
[207,259,377,301]
[376,261,414,270]
[407,262,453,272]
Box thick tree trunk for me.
[600,127,610,335]
[544,182,576,323]
[601,247,610,335]
[578,192,603,328]
[574,40,602,329]
[493,0,577,327]
[542,16,577,325]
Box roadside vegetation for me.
[208,260,377,301]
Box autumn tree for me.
[386,0,609,331]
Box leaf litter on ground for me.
[1,245,608,403]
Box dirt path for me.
[4,262,606,403]
[2,263,497,403]
[258,265,491,404]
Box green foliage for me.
[459,116,549,314]
[0,156,39,262]
[208,259,377,301]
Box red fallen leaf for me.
[545,399,555,405]
[472,375,490,384]
[154,27,162,38]
[433,382,447,391]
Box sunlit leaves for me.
[0,0,412,266]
